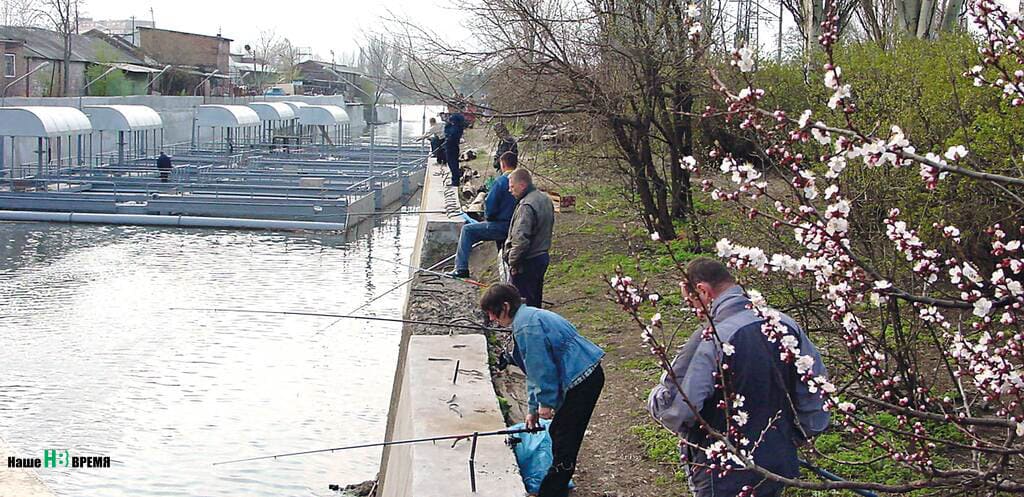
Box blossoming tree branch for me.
[609,0,1024,493]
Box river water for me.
[0,113,435,497]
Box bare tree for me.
[1,0,43,26]
[270,37,303,83]
[37,0,80,96]
[387,0,713,240]
[249,29,280,92]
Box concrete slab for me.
[381,335,523,497]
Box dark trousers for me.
[159,169,170,183]
[429,137,445,163]
[445,141,461,186]
[511,252,549,308]
[538,365,604,497]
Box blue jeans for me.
[511,252,550,308]
[455,221,509,272]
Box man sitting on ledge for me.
[446,151,519,279]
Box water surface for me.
[0,214,418,497]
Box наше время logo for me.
[7,450,111,468]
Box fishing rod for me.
[172,307,505,333]
[317,249,467,334]
[344,209,452,217]
[799,459,879,497]
[318,242,490,334]
[368,255,488,287]
[212,425,544,465]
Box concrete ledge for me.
[0,437,55,497]
[379,160,524,496]
[381,335,522,497]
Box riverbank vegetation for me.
[385,0,1024,493]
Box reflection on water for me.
[0,214,419,497]
[360,105,445,144]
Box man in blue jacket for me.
[481,284,604,497]
[647,258,830,497]
[447,152,519,279]
[443,102,467,187]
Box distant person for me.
[647,258,830,497]
[446,152,519,279]
[492,123,518,171]
[157,152,172,183]
[480,283,604,497]
[443,102,467,187]
[504,169,554,308]
[417,117,446,164]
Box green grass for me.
[630,423,689,488]
[630,423,682,464]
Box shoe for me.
[445,269,470,279]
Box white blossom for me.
[798,109,812,128]
[944,145,969,161]
[824,66,842,90]
[796,355,816,374]
[973,298,993,318]
[735,47,755,72]
[827,85,851,110]
[716,238,735,258]
[732,410,749,426]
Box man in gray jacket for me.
[648,258,830,497]
[504,169,554,308]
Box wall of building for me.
[137,28,230,74]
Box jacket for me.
[493,137,519,169]
[444,112,467,143]
[503,186,554,269]
[418,122,444,141]
[647,285,830,496]
[485,173,517,224]
[509,305,605,413]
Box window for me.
[3,54,14,78]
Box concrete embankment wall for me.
[377,162,523,497]
[0,95,368,169]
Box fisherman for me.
[647,258,830,497]
[443,102,468,187]
[446,151,519,279]
[417,117,446,164]
[492,123,518,170]
[480,283,604,497]
[157,152,172,183]
[504,169,554,308]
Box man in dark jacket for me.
[647,258,830,497]
[157,152,172,183]
[446,152,519,278]
[481,283,604,497]
[492,123,518,170]
[504,169,554,308]
[443,102,467,187]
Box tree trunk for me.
[939,0,966,32]
[859,0,885,43]
[610,119,677,240]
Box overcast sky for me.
[80,0,472,62]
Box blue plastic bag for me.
[508,420,575,494]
